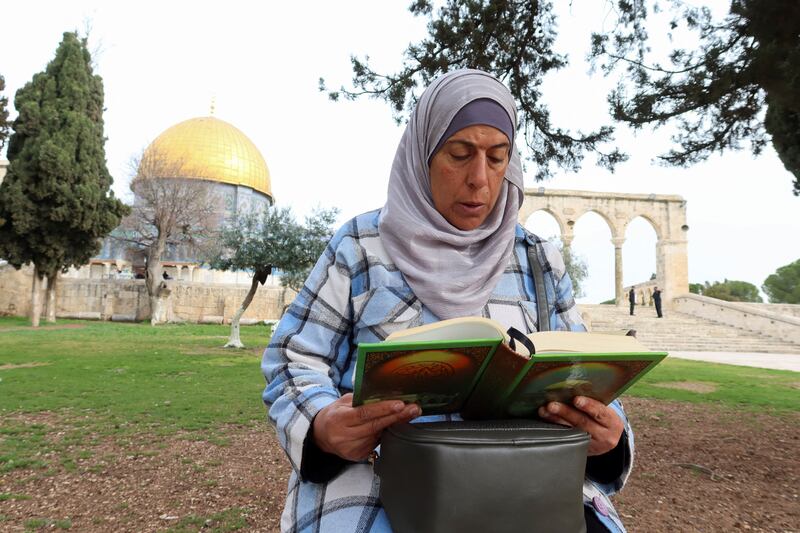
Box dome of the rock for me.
[142,116,272,200]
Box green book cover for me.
[492,351,666,419]
[352,317,667,419]
[353,337,501,415]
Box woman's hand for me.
[538,396,624,456]
[312,393,421,462]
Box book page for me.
[386,316,507,343]
[528,331,648,354]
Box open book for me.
[353,316,666,419]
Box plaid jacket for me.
[262,209,633,533]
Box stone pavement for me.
[669,351,800,372]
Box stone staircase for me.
[579,304,800,354]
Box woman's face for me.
[429,124,510,231]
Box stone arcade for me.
[519,188,689,306]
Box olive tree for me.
[117,147,221,324]
[209,206,338,348]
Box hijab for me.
[378,69,524,319]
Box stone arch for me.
[574,208,618,239]
[623,215,660,290]
[520,188,688,306]
[622,212,663,242]
[570,210,616,302]
[523,208,567,240]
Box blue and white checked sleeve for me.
[600,399,635,495]
[261,224,357,474]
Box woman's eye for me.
[450,153,470,161]
[489,156,506,164]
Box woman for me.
[262,69,633,533]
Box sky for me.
[1,1,798,303]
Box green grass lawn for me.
[1,317,797,477]
[630,357,799,412]
[0,317,272,475]
[0,317,270,427]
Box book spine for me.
[461,343,529,419]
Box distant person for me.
[628,287,636,316]
[162,270,171,280]
[653,287,663,318]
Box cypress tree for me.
[0,74,9,151]
[0,32,128,326]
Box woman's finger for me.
[542,401,622,455]
[344,399,407,427]
[543,402,603,436]
[572,396,616,429]
[348,403,421,438]
[537,406,573,427]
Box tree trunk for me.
[225,275,260,349]
[145,236,167,325]
[149,282,173,326]
[45,272,58,323]
[30,266,44,327]
[150,295,163,326]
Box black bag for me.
[375,419,590,533]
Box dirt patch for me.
[1,399,798,532]
[615,398,799,532]
[652,381,718,393]
[1,411,64,427]
[0,362,51,371]
[1,425,289,532]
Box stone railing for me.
[673,293,800,345]
[735,302,800,320]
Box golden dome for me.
[143,116,272,198]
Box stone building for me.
[70,114,275,283]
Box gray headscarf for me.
[378,69,524,319]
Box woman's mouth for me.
[457,202,486,214]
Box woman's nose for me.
[465,153,489,189]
